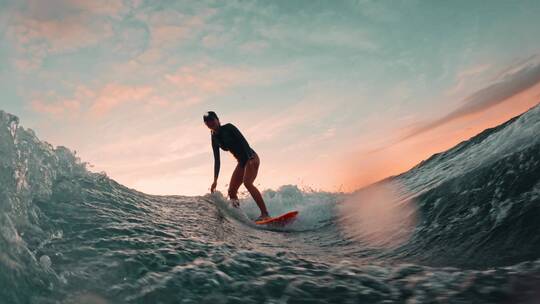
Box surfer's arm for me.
[211,135,220,181]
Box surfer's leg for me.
[228,163,244,200]
[243,154,269,217]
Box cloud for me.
[23,0,126,18]
[10,16,113,53]
[150,25,190,47]
[241,93,343,146]
[135,8,215,49]
[165,63,255,95]
[67,0,125,17]
[29,59,277,120]
[445,63,492,96]
[30,99,80,117]
[260,24,378,51]
[29,84,153,118]
[5,0,125,71]
[81,116,210,179]
[89,84,153,116]
[29,86,92,117]
[401,56,540,140]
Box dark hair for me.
[203,111,219,122]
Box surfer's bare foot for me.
[255,214,270,222]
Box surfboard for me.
[255,211,299,226]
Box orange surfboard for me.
[255,211,299,226]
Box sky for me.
[1,0,540,196]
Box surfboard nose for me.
[255,211,299,225]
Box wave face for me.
[1,104,539,304]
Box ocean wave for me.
[0,104,539,303]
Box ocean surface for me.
[1,104,539,303]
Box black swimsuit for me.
[211,123,256,179]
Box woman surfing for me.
[203,111,271,222]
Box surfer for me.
[204,111,271,222]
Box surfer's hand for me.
[210,181,217,193]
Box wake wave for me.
[203,184,344,232]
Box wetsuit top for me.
[211,123,256,179]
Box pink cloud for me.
[30,99,81,117]
[89,84,153,116]
[445,63,492,96]
[137,8,216,48]
[28,85,94,117]
[29,84,153,118]
[5,0,127,71]
[151,25,190,47]
[109,60,265,110]
[29,60,272,121]
[11,16,113,53]
[24,0,126,17]
[80,118,210,178]
[68,0,125,16]
[165,63,254,94]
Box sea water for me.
[1,105,539,303]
